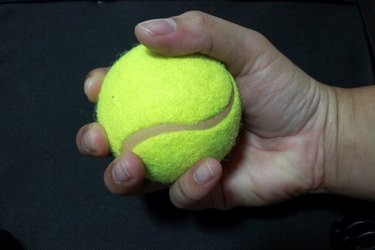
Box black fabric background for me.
[0,1,374,249]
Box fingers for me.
[76,124,165,194]
[76,121,225,206]
[77,67,111,157]
[76,123,110,157]
[169,158,223,210]
[104,151,165,195]
[104,155,224,205]
[135,11,275,76]
[84,67,109,103]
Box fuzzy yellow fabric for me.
[97,45,241,183]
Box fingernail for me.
[82,126,95,153]
[193,161,215,185]
[138,18,177,36]
[112,155,132,183]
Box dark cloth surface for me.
[0,1,374,249]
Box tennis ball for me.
[96,44,241,184]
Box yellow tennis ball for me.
[96,45,241,184]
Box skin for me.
[76,11,375,210]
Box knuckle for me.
[183,10,213,29]
[180,11,214,55]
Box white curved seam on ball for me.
[121,82,235,152]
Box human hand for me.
[77,11,335,210]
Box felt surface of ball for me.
[97,45,241,183]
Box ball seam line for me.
[121,80,235,152]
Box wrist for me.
[318,85,339,194]
[303,82,339,195]
[319,86,375,199]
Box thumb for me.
[134,11,277,77]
